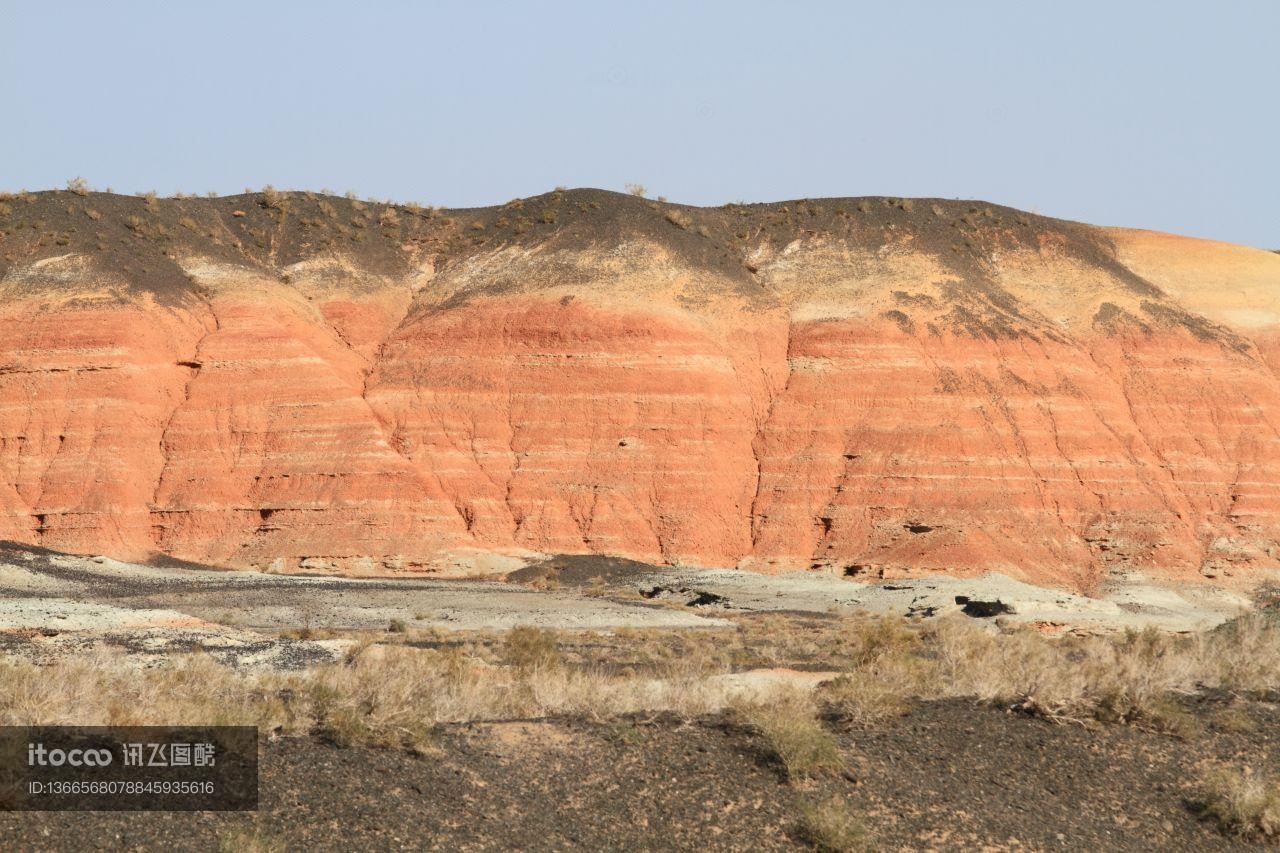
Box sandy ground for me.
[624,565,1253,632]
[0,544,732,668]
[0,543,1261,670]
[509,554,1256,632]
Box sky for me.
[2,1,1277,247]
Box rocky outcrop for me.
[0,189,1278,589]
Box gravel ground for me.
[1,696,1275,851]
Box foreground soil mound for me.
[1,188,1279,587]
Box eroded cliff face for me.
[0,188,1277,589]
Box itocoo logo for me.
[27,743,114,767]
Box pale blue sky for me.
[2,1,1276,246]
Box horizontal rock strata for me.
[0,188,1277,588]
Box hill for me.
[1,187,1279,589]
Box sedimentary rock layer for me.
[0,189,1277,588]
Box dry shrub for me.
[733,687,841,780]
[664,210,693,230]
[796,796,874,852]
[1196,766,1280,839]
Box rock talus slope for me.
[0,189,1277,589]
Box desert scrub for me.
[1195,766,1280,840]
[0,643,742,749]
[733,687,842,780]
[821,612,1280,731]
[796,796,874,852]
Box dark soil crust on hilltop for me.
[0,183,1251,357]
[3,697,1276,852]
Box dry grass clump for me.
[1195,766,1280,840]
[796,796,874,852]
[732,687,842,780]
[503,626,562,671]
[218,826,287,853]
[664,210,693,230]
[1210,706,1258,734]
[820,615,926,723]
[260,186,284,209]
[0,651,292,730]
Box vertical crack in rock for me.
[748,319,794,549]
[149,304,220,540]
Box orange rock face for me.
[0,190,1278,588]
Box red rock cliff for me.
[1,189,1277,588]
